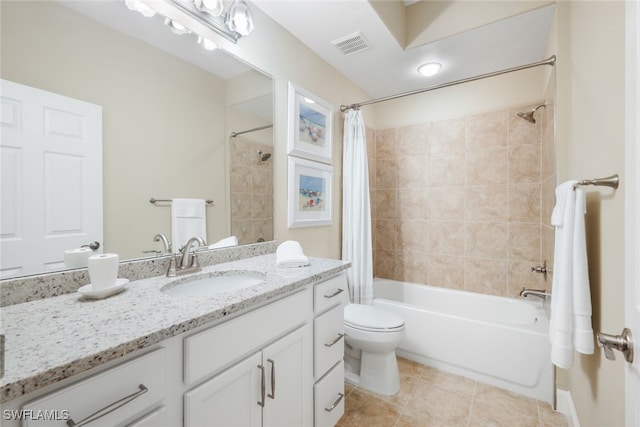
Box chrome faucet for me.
[520,288,551,301]
[167,236,206,277]
[153,233,171,254]
[180,236,206,269]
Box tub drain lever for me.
[597,328,633,363]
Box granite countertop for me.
[0,254,350,403]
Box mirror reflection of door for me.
[0,79,103,278]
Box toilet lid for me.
[344,304,404,330]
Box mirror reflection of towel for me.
[171,198,207,253]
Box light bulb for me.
[417,62,442,77]
[125,0,156,18]
[193,0,224,17]
[164,18,191,35]
[197,36,218,51]
[226,0,254,36]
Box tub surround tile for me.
[397,251,428,284]
[427,254,465,290]
[507,260,543,297]
[466,148,508,185]
[373,100,554,300]
[374,249,397,280]
[428,117,465,154]
[374,220,398,251]
[1,253,350,402]
[465,257,507,296]
[374,189,397,219]
[466,185,508,222]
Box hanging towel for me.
[276,240,310,268]
[208,236,239,249]
[549,181,594,369]
[171,198,207,254]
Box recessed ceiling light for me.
[417,62,442,77]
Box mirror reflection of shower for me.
[516,103,546,124]
[229,123,274,246]
[257,150,272,162]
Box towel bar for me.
[149,198,214,205]
[573,174,619,190]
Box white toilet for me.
[343,303,405,395]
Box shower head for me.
[258,150,272,162]
[516,103,546,124]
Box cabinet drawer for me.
[22,349,166,427]
[185,287,312,385]
[314,274,348,314]
[314,304,344,379]
[314,360,345,427]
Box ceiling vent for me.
[331,32,370,56]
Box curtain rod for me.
[230,124,273,138]
[340,55,556,112]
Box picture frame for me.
[287,82,333,164]
[288,157,333,228]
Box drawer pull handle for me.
[324,393,345,412]
[267,358,276,399]
[66,384,148,427]
[324,333,345,347]
[257,364,266,407]
[324,288,344,299]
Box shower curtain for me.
[342,109,373,305]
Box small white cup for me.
[88,253,119,290]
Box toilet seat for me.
[344,304,404,332]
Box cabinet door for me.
[262,324,313,427]
[184,352,262,427]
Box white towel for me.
[171,198,207,254]
[549,181,594,368]
[276,240,310,268]
[208,236,239,249]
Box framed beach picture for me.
[288,157,333,228]
[287,82,333,164]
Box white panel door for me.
[0,79,102,278]
[626,0,640,424]
[184,351,262,427]
[262,324,313,427]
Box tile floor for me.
[338,357,569,427]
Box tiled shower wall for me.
[370,104,554,298]
[230,137,274,245]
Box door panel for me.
[0,79,102,278]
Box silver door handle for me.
[257,364,266,407]
[324,333,345,347]
[66,384,147,426]
[324,289,344,299]
[267,358,275,399]
[324,393,344,412]
[81,241,100,250]
[597,328,634,363]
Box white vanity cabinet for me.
[18,349,167,427]
[183,287,313,427]
[184,324,312,427]
[312,274,348,427]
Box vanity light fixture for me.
[226,0,254,36]
[417,62,442,77]
[193,0,224,17]
[197,35,218,51]
[164,18,192,35]
[125,0,156,17]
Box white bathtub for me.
[373,278,554,404]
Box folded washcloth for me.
[208,236,239,249]
[276,240,310,268]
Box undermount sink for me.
[161,271,265,297]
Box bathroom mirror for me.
[0,0,273,279]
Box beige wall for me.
[554,1,627,426]
[1,1,229,260]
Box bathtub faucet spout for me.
[520,288,551,301]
